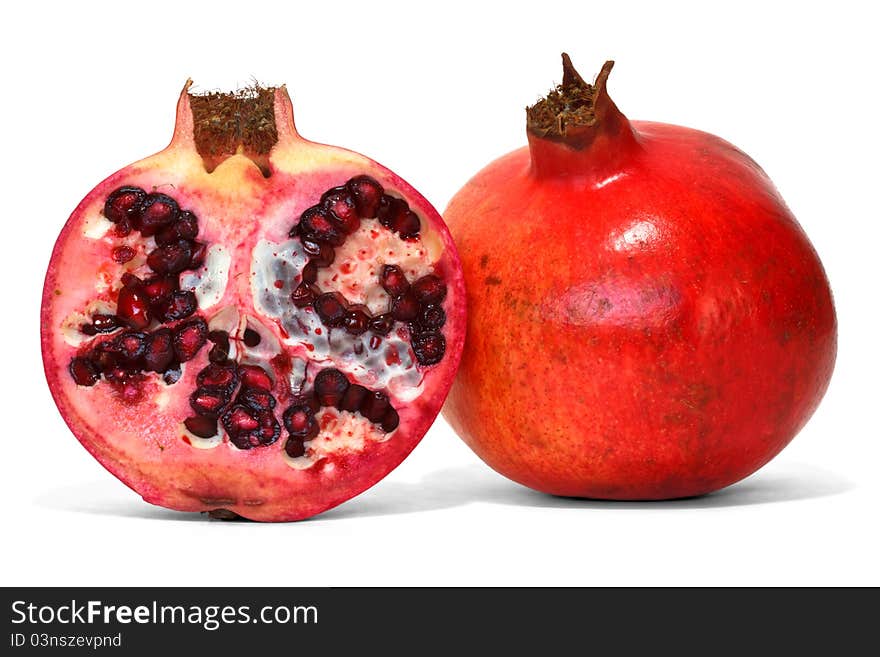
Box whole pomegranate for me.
[41,82,464,521]
[443,56,836,499]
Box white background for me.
[2,1,877,586]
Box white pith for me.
[180,245,231,309]
[61,300,116,347]
[82,212,113,239]
[315,218,434,314]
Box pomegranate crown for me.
[526,54,626,149]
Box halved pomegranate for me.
[41,82,465,521]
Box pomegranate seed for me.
[156,289,197,322]
[243,328,261,347]
[143,328,174,372]
[184,416,218,438]
[147,240,193,275]
[297,206,344,246]
[289,392,319,413]
[347,175,384,217]
[285,438,306,458]
[314,292,348,328]
[377,195,404,228]
[188,241,208,269]
[369,313,395,335]
[208,344,228,363]
[256,410,281,445]
[291,283,317,308]
[197,362,239,392]
[360,390,390,423]
[391,290,420,321]
[156,210,199,245]
[381,407,400,432]
[116,285,150,329]
[172,318,207,362]
[239,387,276,411]
[142,275,178,300]
[230,434,259,450]
[176,211,199,239]
[339,384,368,413]
[103,186,145,224]
[321,186,361,233]
[417,304,446,331]
[394,210,421,238]
[111,245,136,264]
[345,306,371,335]
[69,357,99,386]
[121,272,142,288]
[312,243,335,267]
[189,386,228,417]
[283,405,319,440]
[207,329,228,343]
[154,223,179,246]
[301,260,318,284]
[207,330,230,363]
[412,331,446,365]
[221,405,260,438]
[411,275,447,305]
[138,193,179,236]
[240,365,273,390]
[91,314,121,334]
[314,368,349,407]
[377,195,420,236]
[379,265,410,297]
[90,343,118,373]
[115,331,147,362]
[114,218,133,237]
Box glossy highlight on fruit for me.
[42,81,465,521]
[443,55,836,499]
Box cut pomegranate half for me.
[42,81,465,521]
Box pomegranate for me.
[443,55,836,499]
[41,82,465,521]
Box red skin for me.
[443,62,836,499]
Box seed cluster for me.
[94,186,207,332]
[289,175,446,366]
[186,335,280,449]
[69,317,207,389]
[282,367,400,458]
[71,187,210,389]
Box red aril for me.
[443,56,837,499]
[42,81,465,521]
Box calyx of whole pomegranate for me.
[42,81,465,521]
[443,55,837,499]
